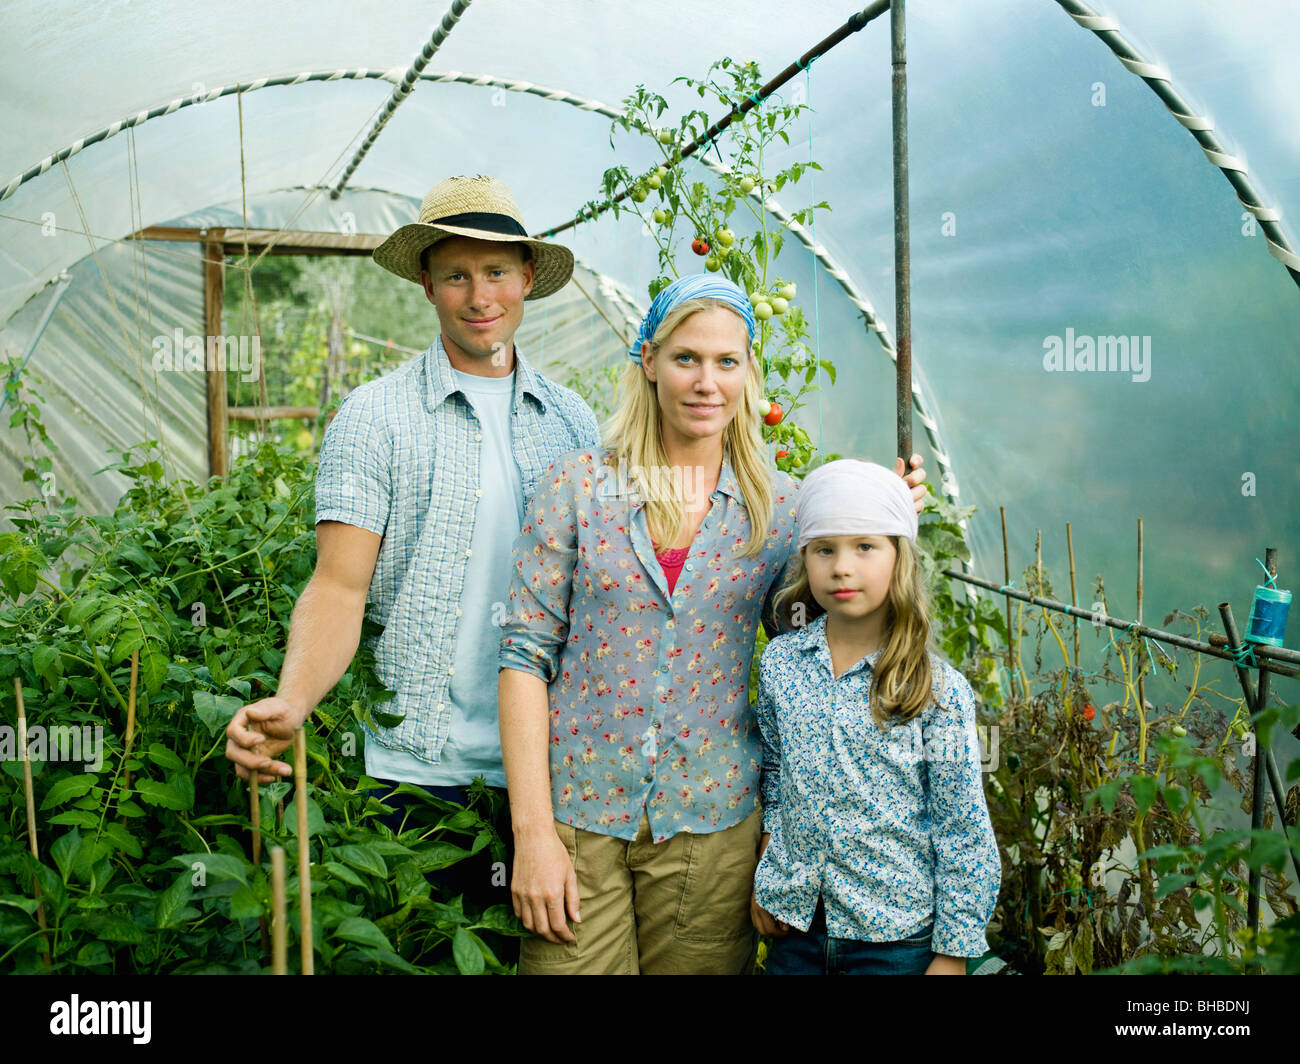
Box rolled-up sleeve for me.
[754,655,783,834]
[314,389,391,536]
[498,454,580,684]
[925,669,1002,957]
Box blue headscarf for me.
[628,275,756,363]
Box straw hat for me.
[372,175,573,299]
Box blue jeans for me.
[366,780,513,915]
[763,900,936,975]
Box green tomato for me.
[758,399,772,417]
[647,173,662,190]
[748,291,764,307]
[739,176,756,194]
[770,297,789,315]
[779,283,797,300]
[631,187,648,203]
[715,227,735,248]
[753,301,774,321]
[1172,724,1187,737]
[658,129,674,144]
[704,255,721,272]
[655,166,668,179]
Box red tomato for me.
[1083,702,1096,722]
[763,402,783,427]
[691,238,709,256]
[775,449,789,459]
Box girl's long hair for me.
[601,297,773,558]
[772,535,934,725]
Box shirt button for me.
[437,703,445,712]
[475,432,483,442]
[665,620,673,629]
[447,667,455,676]
[475,489,482,498]
[685,563,693,571]
[466,548,473,557]
[456,608,463,618]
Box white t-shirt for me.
[365,367,522,786]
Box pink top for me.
[654,543,691,596]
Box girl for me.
[751,459,1001,975]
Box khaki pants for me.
[519,808,763,975]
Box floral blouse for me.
[498,447,799,843]
[752,614,1002,957]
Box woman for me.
[497,275,926,974]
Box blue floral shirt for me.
[498,447,800,843]
[753,614,1001,957]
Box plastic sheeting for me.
[1,0,1297,648]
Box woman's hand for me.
[750,831,788,935]
[511,826,581,944]
[893,454,928,515]
[925,952,967,975]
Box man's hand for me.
[893,453,928,515]
[925,953,966,975]
[511,826,581,944]
[225,696,309,784]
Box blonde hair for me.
[602,298,773,558]
[772,535,935,725]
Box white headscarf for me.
[795,459,917,549]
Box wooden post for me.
[14,678,51,966]
[891,0,913,464]
[203,236,228,478]
[293,729,314,975]
[270,845,288,975]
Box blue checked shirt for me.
[497,447,800,843]
[753,614,1001,957]
[314,336,600,765]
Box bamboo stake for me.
[293,728,313,975]
[1136,518,1146,762]
[120,648,139,821]
[14,677,51,966]
[1066,523,1080,672]
[1000,506,1015,724]
[251,779,269,953]
[270,845,287,975]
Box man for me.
[223,175,600,919]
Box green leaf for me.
[337,844,387,880]
[146,743,185,773]
[50,829,82,881]
[396,861,431,904]
[1155,873,1194,900]
[87,608,123,645]
[102,821,142,859]
[452,927,486,974]
[412,842,471,873]
[1131,775,1157,816]
[139,643,168,693]
[194,690,244,737]
[32,644,62,685]
[40,773,97,809]
[155,873,195,928]
[134,777,194,812]
[335,916,393,952]
[229,884,264,920]
[172,852,250,885]
[323,861,366,889]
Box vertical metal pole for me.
[891,0,913,463]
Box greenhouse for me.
[0,0,1297,986]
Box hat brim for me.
[372,222,573,300]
